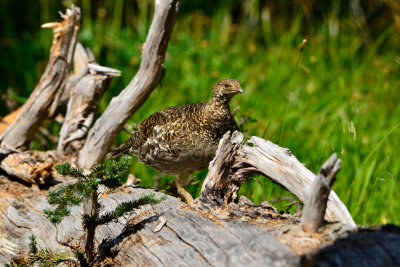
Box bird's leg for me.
[177,186,193,204]
[175,175,193,204]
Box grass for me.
[1,1,399,225]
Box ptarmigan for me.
[107,79,243,203]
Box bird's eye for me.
[224,83,229,88]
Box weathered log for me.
[198,131,355,227]
[301,153,341,233]
[78,0,180,169]
[0,184,299,266]
[0,7,81,151]
[57,45,120,160]
[1,179,400,266]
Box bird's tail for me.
[106,132,143,159]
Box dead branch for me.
[301,153,341,232]
[238,135,354,226]
[50,42,92,117]
[197,131,355,227]
[78,0,180,169]
[0,7,81,150]
[57,45,120,160]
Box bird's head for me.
[212,78,243,102]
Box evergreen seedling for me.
[44,155,166,264]
[6,234,68,267]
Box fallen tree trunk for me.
[1,179,399,266]
[0,183,297,266]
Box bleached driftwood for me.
[78,0,180,169]
[198,131,356,227]
[238,136,355,226]
[301,153,341,232]
[0,7,81,150]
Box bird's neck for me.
[208,95,231,113]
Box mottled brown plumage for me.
[107,78,243,203]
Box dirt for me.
[0,174,47,197]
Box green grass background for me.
[1,0,399,225]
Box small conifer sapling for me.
[6,234,68,266]
[44,155,166,264]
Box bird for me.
[107,78,243,203]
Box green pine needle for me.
[29,234,38,254]
[100,155,133,188]
[54,162,85,179]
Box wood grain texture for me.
[0,7,81,150]
[78,0,180,169]
[2,183,399,266]
[0,151,57,184]
[199,131,246,206]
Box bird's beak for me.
[238,88,244,93]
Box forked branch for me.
[198,131,355,227]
